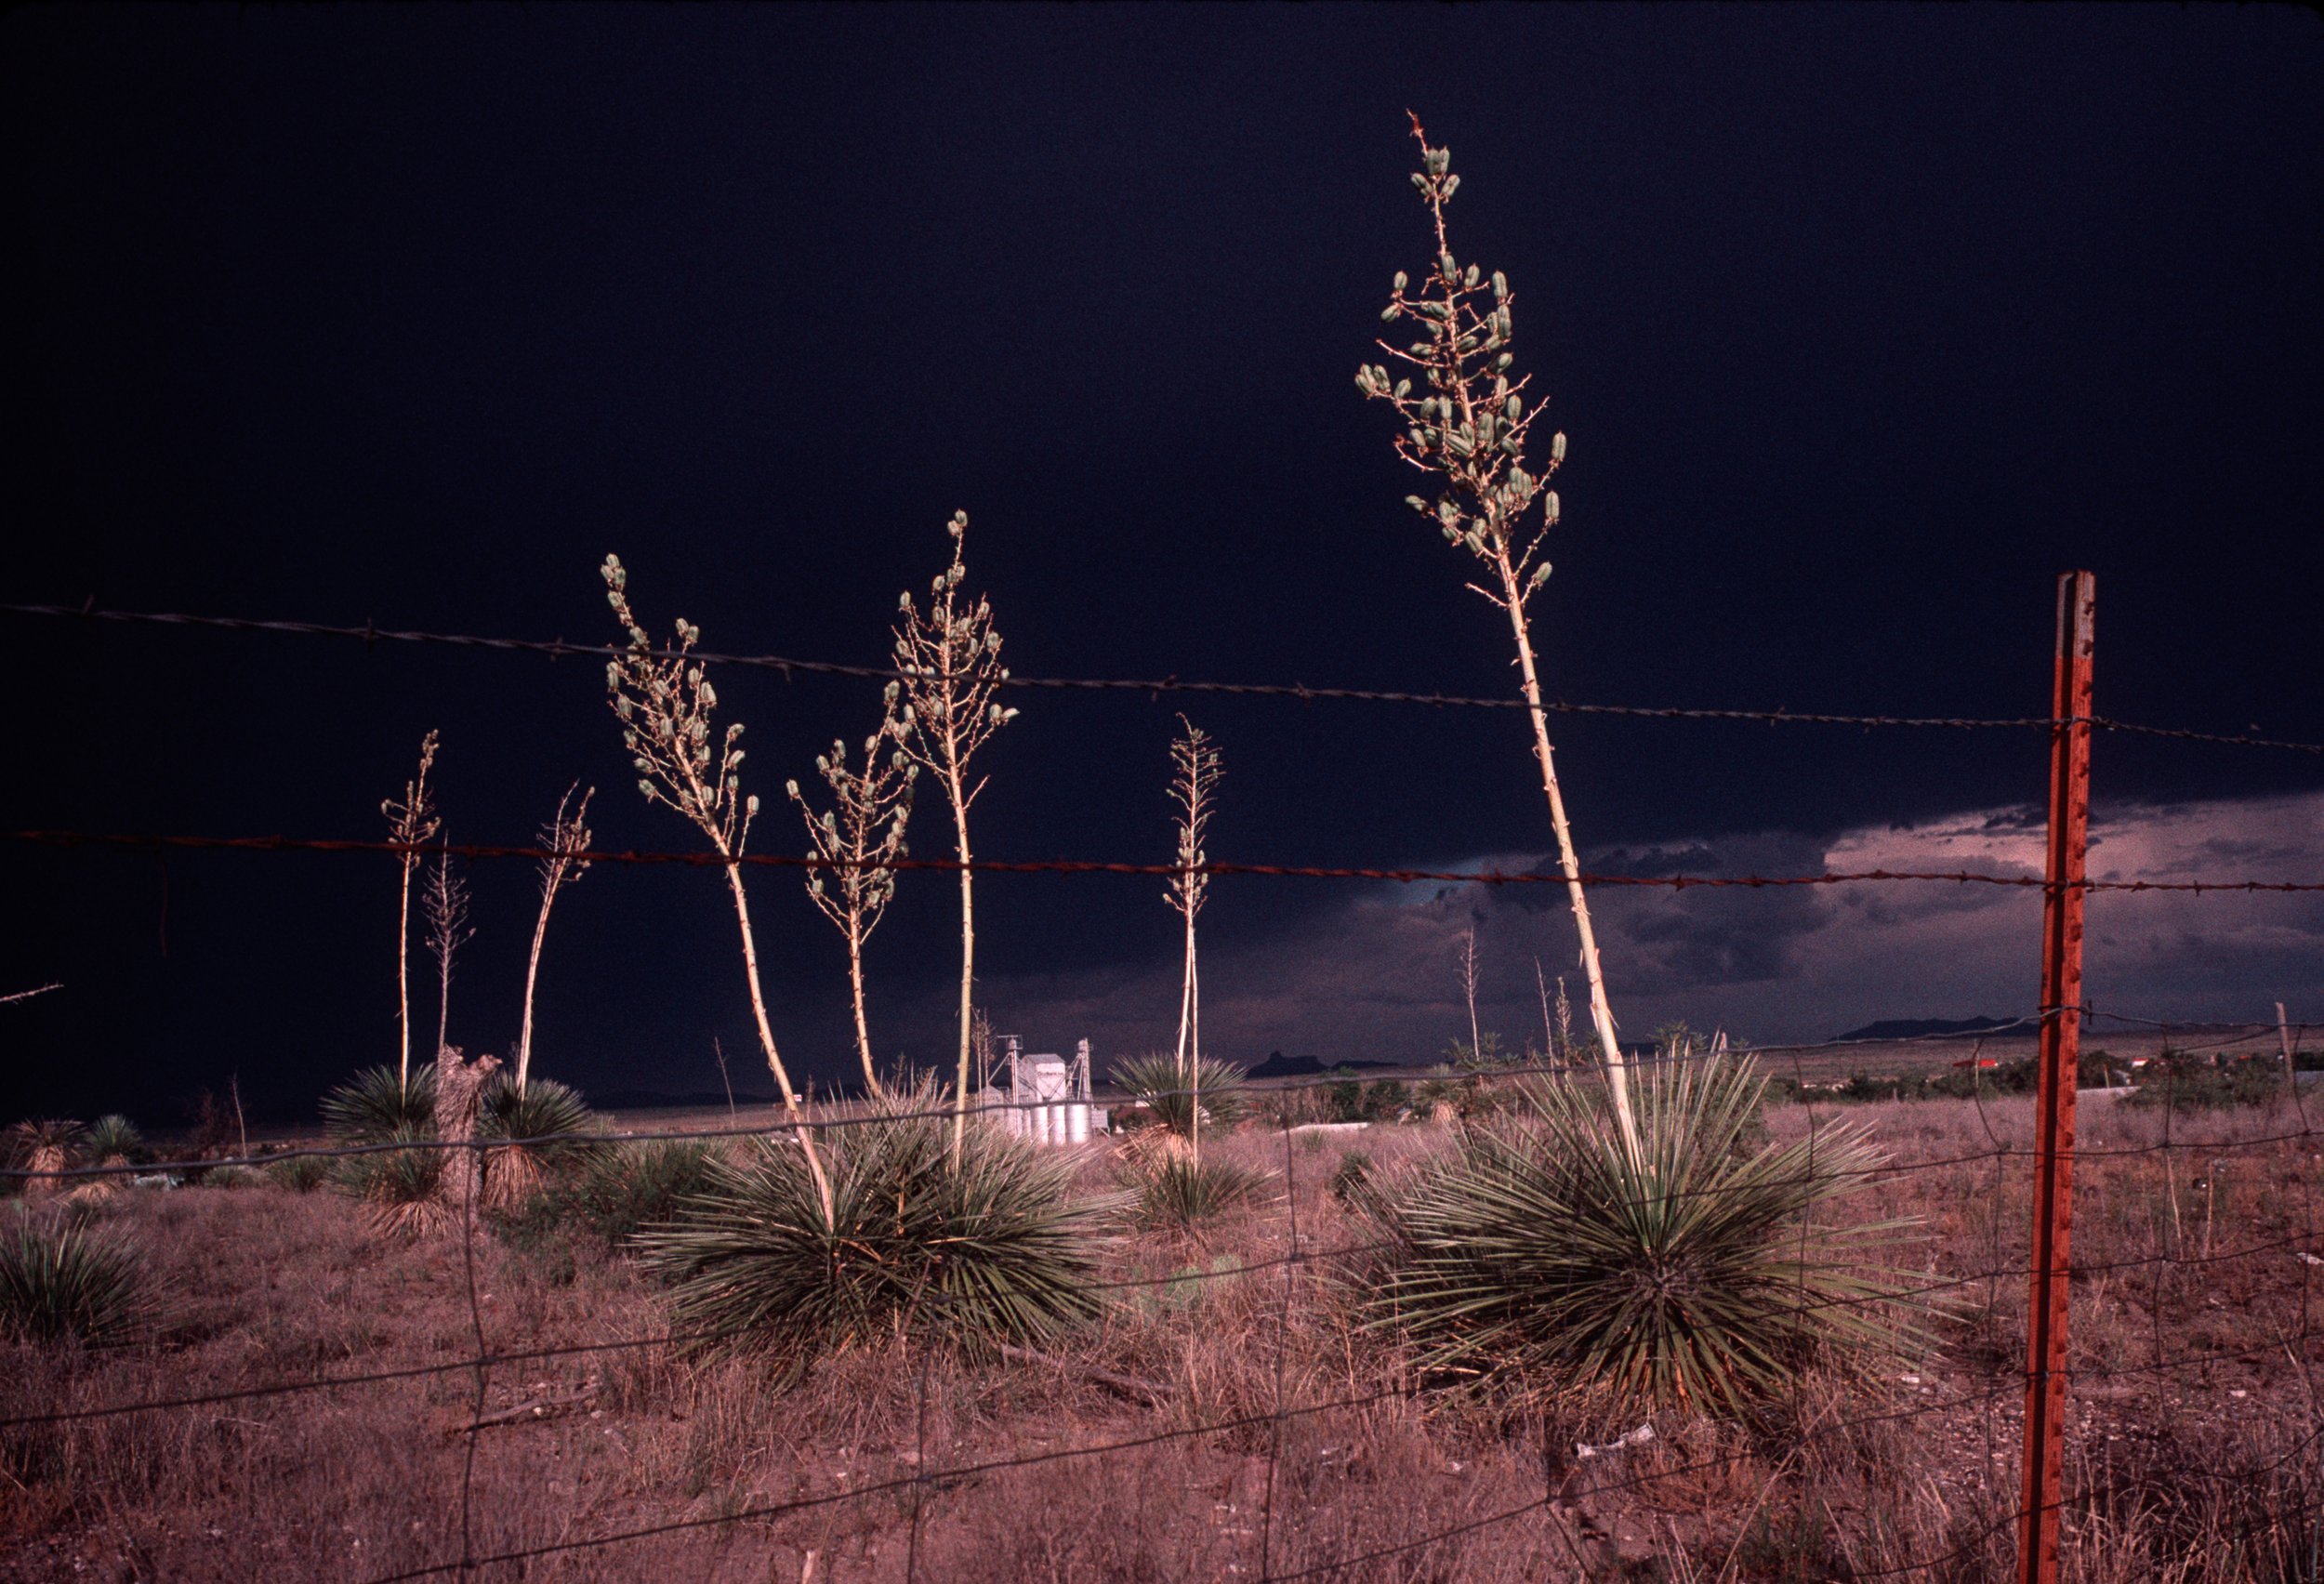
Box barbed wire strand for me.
[6,600,2320,753]
[10,825,2324,893]
[8,1096,2314,1577]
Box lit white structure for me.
[979,1036,1105,1144]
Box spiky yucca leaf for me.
[1368,1054,1924,1415]
[1109,1052,1250,1139]
[84,1115,142,1166]
[1130,1153,1274,1232]
[334,1125,450,1238]
[321,1063,436,1145]
[0,1212,155,1345]
[637,1085,1105,1361]
[480,1076,606,1208]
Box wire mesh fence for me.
[2,590,2319,1581]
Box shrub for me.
[1365,1054,1923,1415]
[7,1120,83,1200]
[334,1126,451,1238]
[321,1063,436,1145]
[1327,1149,1374,1208]
[479,1076,606,1208]
[1320,1073,1408,1124]
[551,1140,719,1250]
[1110,1052,1250,1139]
[636,1089,1107,1363]
[264,1153,330,1194]
[0,1211,155,1345]
[1129,1153,1274,1233]
[2126,1052,2285,1113]
[83,1115,143,1167]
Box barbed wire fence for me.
[1,581,2320,1582]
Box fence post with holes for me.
[2019,570,2094,1584]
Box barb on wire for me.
[9,600,2320,752]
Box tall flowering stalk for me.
[1166,717,1221,1161]
[421,842,472,1063]
[1354,116,1640,1162]
[601,557,832,1218]
[514,784,594,1093]
[786,688,917,1100]
[892,511,1017,1162]
[380,731,440,1101]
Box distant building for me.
[976,1036,1106,1144]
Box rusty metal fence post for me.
[2019,570,2095,1584]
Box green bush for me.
[1110,1052,1250,1139]
[1130,1153,1274,1232]
[480,1076,607,1208]
[1327,1148,1374,1207]
[550,1140,718,1249]
[83,1116,144,1167]
[0,1211,155,1345]
[636,1089,1107,1363]
[321,1063,436,1145]
[264,1153,331,1194]
[2126,1052,2287,1113]
[1366,1055,1925,1414]
[333,1126,449,1237]
[1320,1074,1408,1124]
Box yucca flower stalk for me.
[380,732,441,1101]
[786,688,917,1100]
[1354,117,1640,1165]
[515,784,594,1093]
[420,840,472,1062]
[1164,717,1222,1161]
[601,556,833,1221]
[1367,1053,1924,1414]
[892,511,1018,1162]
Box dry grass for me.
[4,1088,2319,1581]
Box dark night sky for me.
[5,6,2320,1124]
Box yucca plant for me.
[7,1120,83,1201]
[380,730,442,1101]
[479,1075,605,1208]
[65,1115,144,1205]
[334,1125,451,1238]
[891,512,1019,1162]
[1129,1153,1274,1233]
[1366,1054,1923,1415]
[0,1211,155,1345]
[84,1115,141,1165]
[1111,1052,1250,1142]
[636,1084,1106,1363]
[322,1062,437,1145]
[1355,120,1641,1159]
[602,556,833,1218]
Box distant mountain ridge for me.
[1828,1015,2022,1043]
